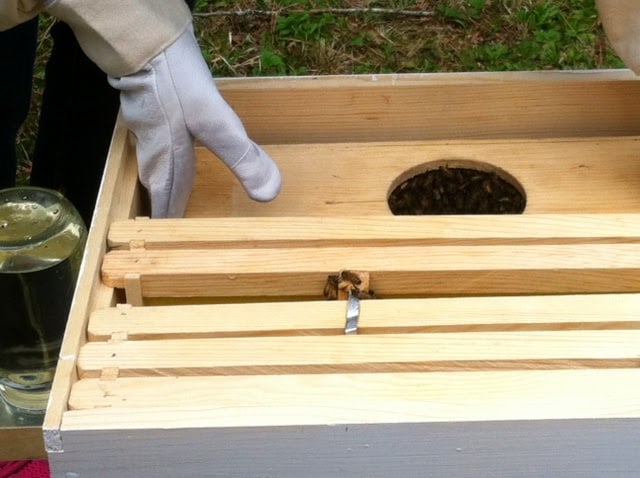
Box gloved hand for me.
[596,0,640,74]
[108,26,281,218]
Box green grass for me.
[16,0,625,177]
[192,0,623,76]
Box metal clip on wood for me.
[344,289,360,334]
[322,270,373,334]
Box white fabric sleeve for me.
[596,0,640,74]
[44,0,191,76]
[0,0,43,30]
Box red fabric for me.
[0,461,50,478]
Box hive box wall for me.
[44,71,640,477]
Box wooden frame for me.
[41,71,640,477]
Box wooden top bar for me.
[108,214,640,250]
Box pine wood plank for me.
[217,72,640,144]
[107,214,640,250]
[100,243,640,298]
[87,294,640,341]
[77,330,640,377]
[67,369,640,422]
[185,137,640,217]
[43,119,140,452]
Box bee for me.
[338,270,362,290]
[323,274,340,300]
[323,270,376,300]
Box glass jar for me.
[0,187,87,412]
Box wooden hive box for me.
[45,71,640,477]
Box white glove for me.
[108,26,281,218]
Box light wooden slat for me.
[88,294,640,341]
[108,214,640,250]
[124,273,143,307]
[42,118,141,454]
[77,330,640,377]
[216,72,640,143]
[187,137,640,217]
[43,120,153,453]
[89,302,346,340]
[100,244,640,298]
[67,370,640,423]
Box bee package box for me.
[45,71,640,477]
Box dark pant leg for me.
[0,18,38,189]
[32,0,192,223]
[30,22,120,225]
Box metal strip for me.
[344,289,360,334]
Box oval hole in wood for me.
[387,159,527,215]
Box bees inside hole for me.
[387,160,526,215]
